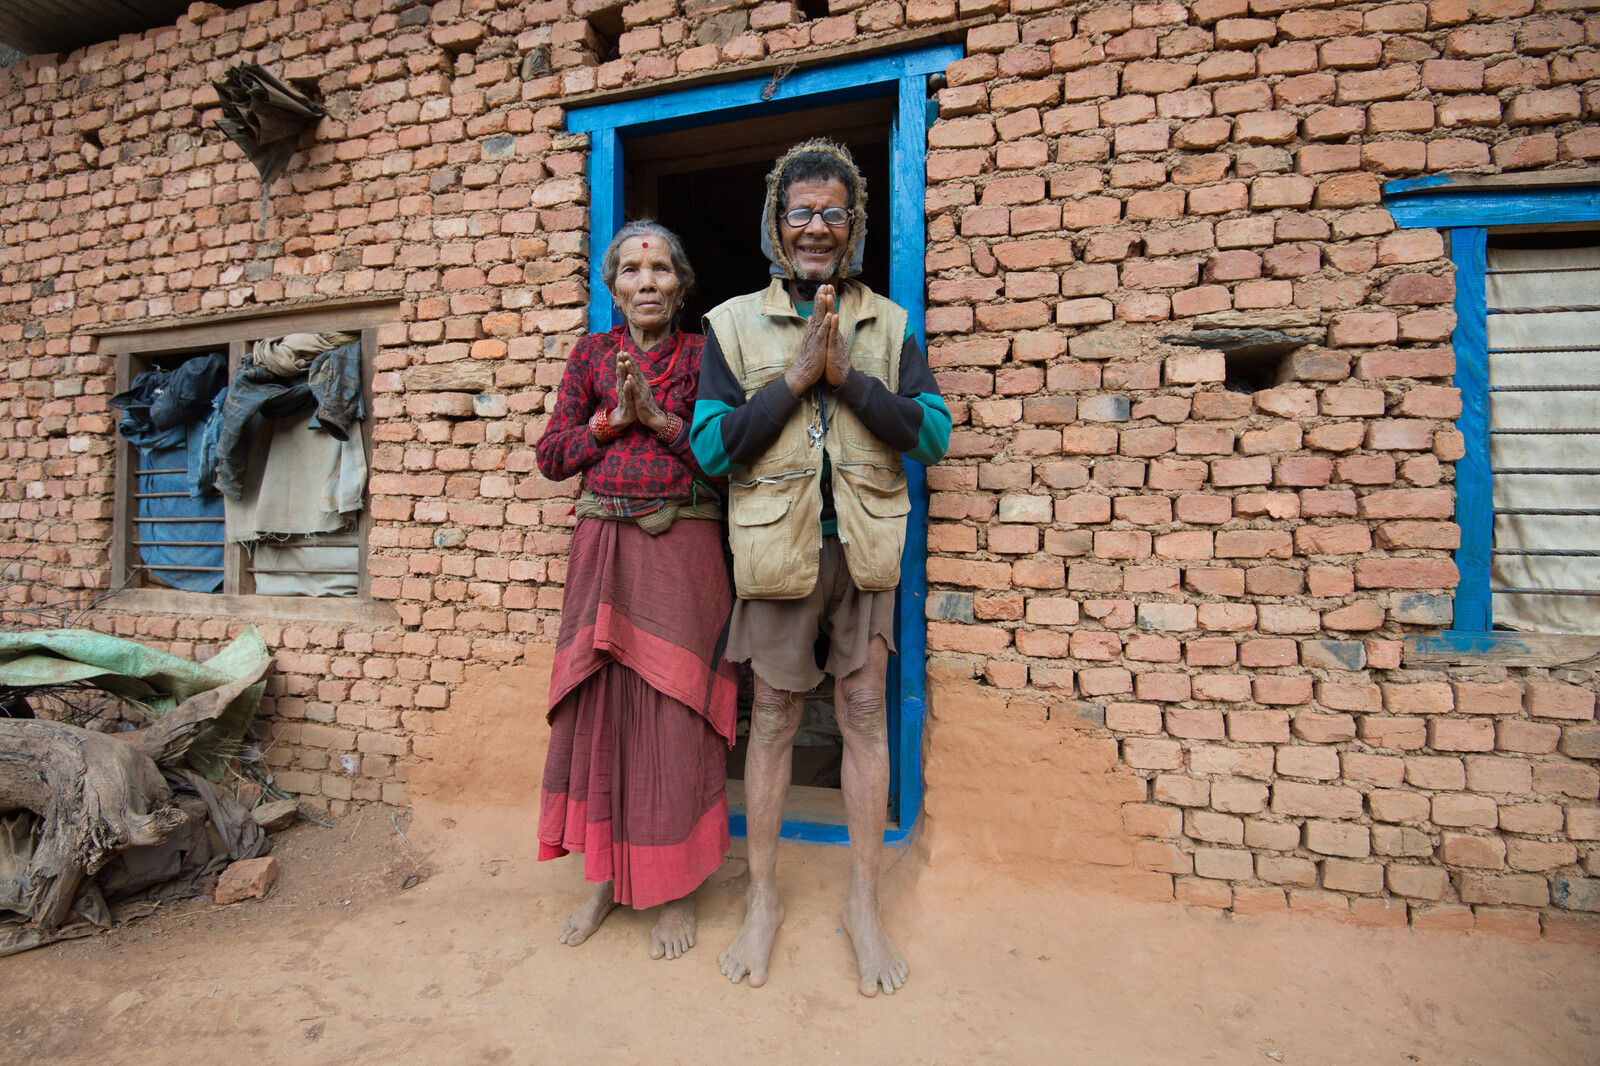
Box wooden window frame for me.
[94,298,400,620]
[1383,174,1600,665]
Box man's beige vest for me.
[705,278,911,600]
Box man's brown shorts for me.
[725,535,897,694]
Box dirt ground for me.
[5,654,1598,1063]
[3,794,1597,1066]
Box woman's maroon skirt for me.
[538,516,737,909]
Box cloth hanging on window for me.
[212,340,362,500]
[223,407,365,543]
[1485,242,1600,634]
[222,405,365,598]
[111,365,228,592]
[126,424,225,594]
[250,532,360,598]
[252,331,357,377]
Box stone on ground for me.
[215,856,278,904]
[251,800,299,833]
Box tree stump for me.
[0,653,271,929]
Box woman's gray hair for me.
[601,220,696,313]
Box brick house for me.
[1,0,1597,937]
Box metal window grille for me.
[104,307,387,600]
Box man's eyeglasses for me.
[783,206,849,228]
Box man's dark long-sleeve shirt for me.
[690,316,951,477]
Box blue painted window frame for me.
[1383,178,1600,654]
[567,44,962,845]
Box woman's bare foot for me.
[719,884,784,987]
[650,896,696,960]
[842,889,907,997]
[558,881,617,946]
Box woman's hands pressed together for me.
[606,350,672,437]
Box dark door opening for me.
[623,97,893,331]
[623,99,895,792]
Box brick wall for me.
[1,0,1597,933]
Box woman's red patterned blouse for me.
[535,326,717,500]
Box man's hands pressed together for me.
[784,285,850,397]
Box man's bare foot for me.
[650,896,696,960]
[842,890,907,997]
[558,881,617,946]
[719,884,784,987]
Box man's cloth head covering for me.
[759,138,869,281]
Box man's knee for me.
[750,684,803,747]
[834,670,888,741]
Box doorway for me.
[623,101,895,798]
[567,43,959,841]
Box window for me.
[96,300,397,607]
[567,45,957,841]
[1383,178,1600,638]
[1480,233,1599,634]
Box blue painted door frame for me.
[1383,178,1600,653]
[568,44,961,844]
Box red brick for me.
[1198,603,1256,631]
[1250,175,1315,209]
[1207,457,1271,487]
[1534,760,1600,798]
[1125,633,1182,662]
[1195,674,1250,701]
[1366,418,1436,450]
[1453,681,1523,717]
[1335,456,1397,485]
[1360,716,1427,750]
[1166,706,1225,739]
[1272,782,1363,819]
[1381,682,1452,716]
[1357,489,1454,520]
[927,622,1012,654]
[1356,348,1455,380]
[1329,311,1399,346]
[1373,522,1460,550]
[1508,87,1582,125]
[1313,172,1383,208]
[1255,676,1314,705]
[1526,682,1596,721]
[1429,717,1496,753]
[1228,709,1290,743]
[1308,567,1356,598]
[1494,133,1560,170]
[1215,530,1292,559]
[1303,106,1367,141]
[1465,754,1533,795]
[1304,424,1366,453]
[215,856,279,905]
[1294,524,1372,556]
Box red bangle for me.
[653,412,682,444]
[590,408,619,442]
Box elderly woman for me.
[534,221,735,960]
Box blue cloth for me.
[192,390,227,499]
[120,418,225,593]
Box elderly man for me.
[691,139,950,996]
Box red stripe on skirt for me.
[547,517,737,743]
[538,517,735,908]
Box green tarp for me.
[0,627,269,780]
